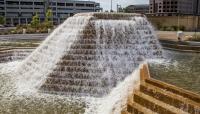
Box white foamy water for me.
[13,16,92,94]
[85,67,141,114]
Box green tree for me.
[44,9,53,28]
[0,16,5,25]
[31,13,40,28]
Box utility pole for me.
[110,0,113,12]
[196,0,199,32]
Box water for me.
[149,50,200,94]
[0,13,162,114]
[0,49,33,63]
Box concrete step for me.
[67,49,97,55]
[145,78,200,104]
[44,77,102,87]
[62,54,103,61]
[127,102,156,114]
[140,82,200,114]
[49,72,102,79]
[40,90,101,97]
[40,83,109,97]
[53,66,105,73]
[70,44,97,49]
[57,60,99,67]
[133,91,189,114]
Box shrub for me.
[161,26,174,31]
[26,27,36,34]
[156,22,162,30]
[179,26,185,31]
[188,35,200,41]
[171,26,178,31]
[31,13,40,28]
[0,16,5,25]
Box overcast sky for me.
[84,0,149,11]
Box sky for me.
[84,0,149,11]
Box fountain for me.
[0,13,163,114]
[13,13,162,97]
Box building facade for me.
[0,0,101,25]
[149,0,200,16]
[125,4,149,14]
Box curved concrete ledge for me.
[185,41,200,46]
[159,39,200,53]
[0,47,35,63]
[0,34,48,41]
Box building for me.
[0,0,101,25]
[117,4,124,12]
[125,4,149,14]
[149,0,200,16]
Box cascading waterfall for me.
[94,17,162,90]
[85,15,162,114]
[2,13,163,114]
[14,16,92,94]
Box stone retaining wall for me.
[148,16,200,31]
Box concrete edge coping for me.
[162,47,200,53]
[140,64,200,103]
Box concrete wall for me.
[147,16,200,31]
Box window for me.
[86,4,94,7]
[50,2,56,6]
[21,2,33,5]
[66,3,73,6]
[6,1,19,5]
[34,7,42,9]
[34,2,44,5]
[0,12,4,15]
[76,3,84,7]
[7,12,18,14]
[21,7,33,9]
[57,3,65,6]
[7,7,18,9]
[52,7,56,10]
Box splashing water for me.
[14,16,93,94]
[1,13,162,114]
